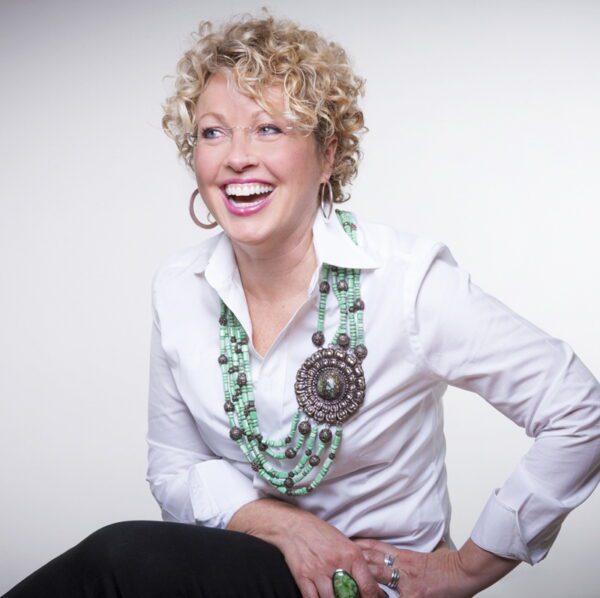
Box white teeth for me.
[225,183,274,197]
[229,197,264,208]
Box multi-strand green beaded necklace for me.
[217,210,368,496]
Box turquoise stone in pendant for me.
[332,569,359,598]
[317,369,343,400]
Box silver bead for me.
[319,428,333,443]
[298,420,312,435]
[354,344,368,361]
[312,331,325,347]
[229,427,243,441]
[337,333,350,348]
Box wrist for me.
[226,497,301,545]
[455,538,520,595]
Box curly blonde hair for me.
[162,12,367,203]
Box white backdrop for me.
[1,0,599,595]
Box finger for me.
[351,560,385,598]
[353,538,381,550]
[365,560,407,593]
[353,538,398,554]
[356,540,416,568]
[297,578,319,598]
[366,562,393,582]
[316,573,335,598]
[359,548,386,566]
[353,539,402,568]
[382,566,404,593]
[355,543,402,574]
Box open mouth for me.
[225,183,274,205]
[223,183,274,211]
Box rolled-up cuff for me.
[470,489,532,564]
[188,459,264,529]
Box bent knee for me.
[75,521,155,572]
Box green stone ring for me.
[332,568,360,598]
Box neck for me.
[232,217,318,303]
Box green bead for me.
[332,569,359,598]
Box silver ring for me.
[384,553,395,567]
[386,567,400,590]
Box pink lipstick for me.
[221,179,275,216]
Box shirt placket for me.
[250,341,290,440]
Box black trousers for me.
[2,520,302,598]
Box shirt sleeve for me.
[406,240,600,565]
[146,276,264,528]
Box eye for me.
[200,126,227,140]
[256,123,283,136]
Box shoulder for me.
[151,233,222,293]
[350,211,452,269]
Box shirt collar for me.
[192,208,382,278]
[312,208,382,270]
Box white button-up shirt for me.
[146,208,600,567]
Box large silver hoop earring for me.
[320,180,334,220]
[189,189,218,229]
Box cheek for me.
[192,155,222,213]
[271,147,323,188]
[194,152,219,185]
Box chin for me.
[221,219,275,247]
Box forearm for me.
[456,538,519,596]
[227,496,303,544]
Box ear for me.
[321,137,338,182]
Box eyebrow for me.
[197,109,275,122]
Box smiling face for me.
[193,71,336,253]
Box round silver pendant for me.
[295,347,366,425]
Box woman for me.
[4,12,599,598]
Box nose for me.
[224,129,259,172]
